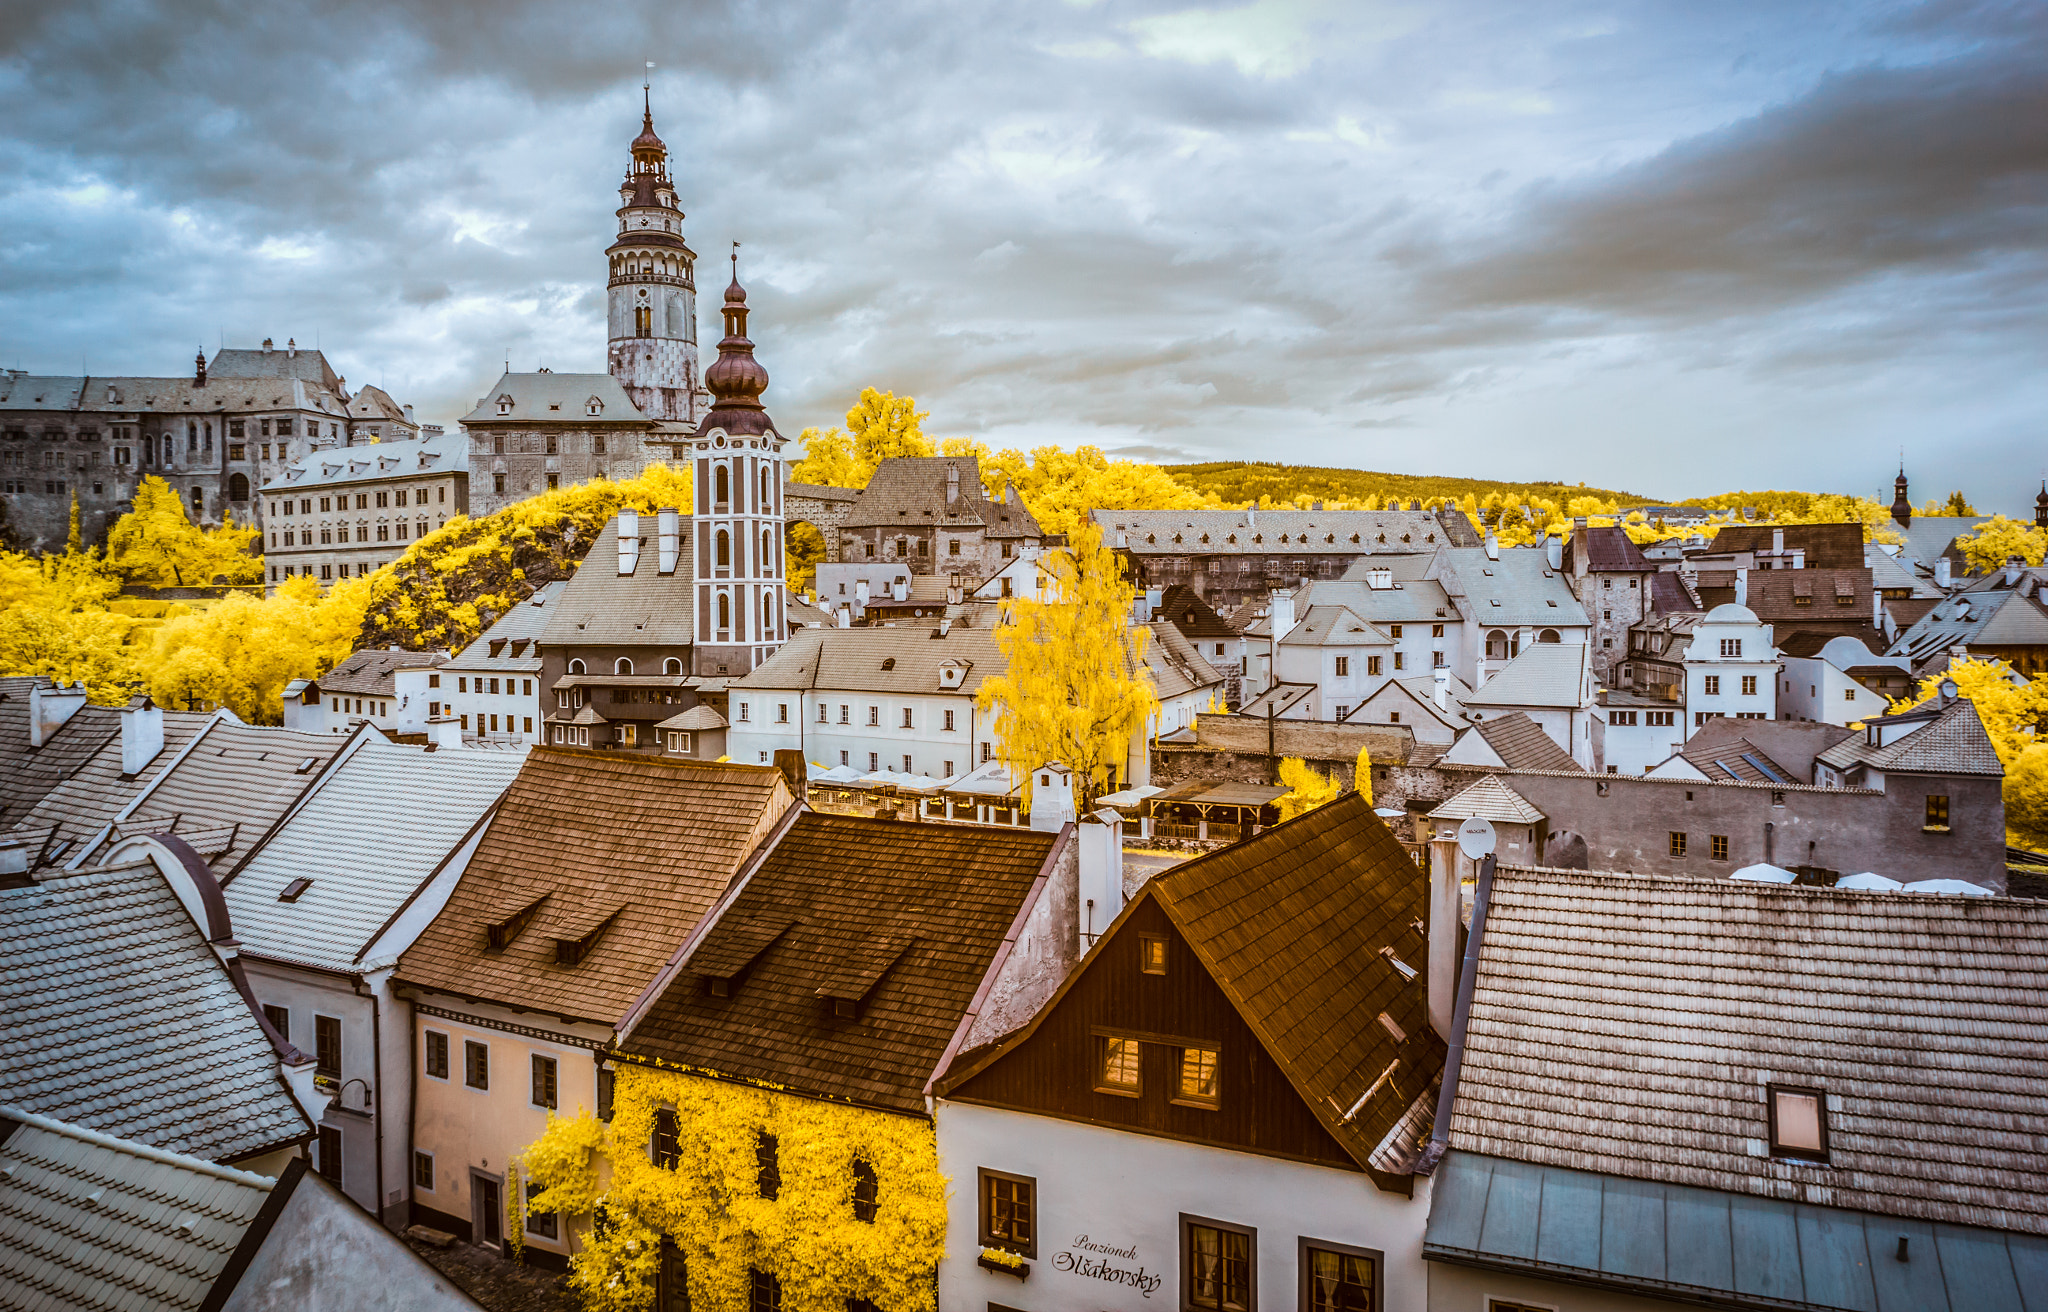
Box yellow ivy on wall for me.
[520,1064,947,1312]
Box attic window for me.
[555,910,621,966]
[1767,1084,1829,1162]
[881,657,896,670]
[295,757,317,773]
[278,877,313,902]
[1378,946,1417,981]
[486,895,547,951]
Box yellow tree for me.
[66,492,83,555]
[978,522,1159,811]
[788,389,934,487]
[1355,743,1374,806]
[1890,657,2048,845]
[2008,745,2048,851]
[1275,757,1342,820]
[1957,516,2047,572]
[106,475,261,586]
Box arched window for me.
[569,659,586,674]
[716,530,730,569]
[762,529,774,568]
[717,593,731,632]
[615,658,634,675]
[228,473,249,501]
[1485,630,1510,660]
[635,305,651,337]
[761,467,772,504]
[1538,629,1561,644]
[714,464,729,507]
[663,657,683,675]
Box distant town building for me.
[259,431,468,587]
[834,456,1043,577]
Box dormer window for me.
[495,394,514,416]
[1767,1084,1829,1162]
[485,893,548,951]
[587,397,604,417]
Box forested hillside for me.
[1161,462,1657,509]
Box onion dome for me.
[697,247,774,438]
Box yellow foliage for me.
[1956,516,2047,572]
[1354,744,1373,807]
[1888,657,2048,847]
[142,575,370,721]
[2007,744,2048,852]
[1275,756,1342,821]
[519,1065,946,1312]
[978,523,1160,811]
[789,389,934,487]
[106,476,262,586]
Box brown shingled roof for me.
[619,812,1063,1113]
[396,748,792,1024]
[1472,712,1581,772]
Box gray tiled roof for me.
[1276,603,1388,648]
[314,648,450,697]
[1292,574,1458,627]
[0,682,120,825]
[0,372,347,417]
[539,514,696,648]
[843,456,1044,538]
[1450,868,2048,1234]
[1892,515,1988,567]
[1464,642,1588,709]
[1429,775,1545,824]
[731,623,1006,695]
[261,431,467,495]
[207,345,343,390]
[1436,547,1589,627]
[1095,507,1452,556]
[0,1106,276,1311]
[1888,567,2048,666]
[448,581,567,673]
[10,708,214,867]
[222,741,526,972]
[458,371,650,425]
[1816,698,2005,777]
[1667,716,1853,785]
[1146,621,1225,699]
[0,862,313,1162]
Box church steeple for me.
[606,83,698,425]
[1891,465,1912,527]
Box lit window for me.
[1184,1218,1254,1312]
[978,1169,1036,1255]
[1925,795,1950,831]
[1097,1035,1141,1096]
[1305,1242,1379,1312]
[1669,832,1687,858]
[1139,934,1167,975]
[1175,1047,1221,1109]
[1768,1084,1828,1161]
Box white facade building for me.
[431,581,565,745]
[1682,604,1780,730]
[1780,635,1913,725]
[281,649,450,737]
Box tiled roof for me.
[1094,507,1454,556]
[1473,713,1580,772]
[0,370,345,416]
[222,742,526,972]
[1867,544,1939,597]
[261,431,466,494]
[730,623,1006,696]
[208,345,342,389]
[458,371,650,425]
[1429,775,1545,824]
[654,704,729,731]
[447,581,568,672]
[1449,868,2048,1234]
[622,813,1062,1113]
[1155,585,1237,640]
[538,514,696,649]
[10,709,213,862]
[0,861,312,1163]
[0,684,120,826]
[1816,698,2005,777]
[396,749,792,1024]
[1146,622,1224,699]
[1464,643,1587,709]
[96,719,352,872]
[344,382,408,423]
[1149,793,1446,1175]
[1676,736,1794,784]
[1892,515,1987,567]
[314,647,450,697]
[1647,570,1700,613]
[1277,605,1387,649]
[1737,567,1875,623]
[1436,547,1588,627]
[1670,717,1853,785]
[0,1106,275,1311]
[1711,522,1866,569]
[843,456,1044,538]
[783,481,859,503]
[1777,629,1880,659]
[1569,525,1653,573]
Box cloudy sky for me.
[2,0,2042,508]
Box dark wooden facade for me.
[944,894,1366,1176]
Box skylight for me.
[279,877,313,902]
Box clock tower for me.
[606,90,699,424]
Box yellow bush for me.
[521,1064,947,1312]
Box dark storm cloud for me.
[0,0,2043,506]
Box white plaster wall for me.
[443,669,543,743]
[730,689,991,776]
[1779,657,1888,726]
[937,1102,1432,1312]
[242,960,382,1214]
[1603,717,1685,774]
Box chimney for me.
[946,462,960,506]
[617,509,640,575]
[1269,589,1297,642]
[893,578,908,602]
[403,404,416,425]
[773,748,806,794]
[287,337,297,358]
[1434,667,1451,713]
[1366,568,1393,591]
[1246,503,1256,529]
[855,578,870,605]
[657,507,679,575]
[1078,808,1125,955]
[29,681,88,748]
[193,350,207,388]
[2005,556,2025,588]
[1545,535,1563,571]
[836,606,851,628]
[1312,500,1323,512]
[1772,527,1785,554]
[428,714,464,750]
[119,695,164,777]
[262,337,273,354]
[1484,531,1499,560]
[1426,833,1460,1039]
[1935,556,1952,590]
[1734,566,1748,608]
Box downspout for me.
[357,975,388,1229]
[1416,852,1496,1175]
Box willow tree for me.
[978,522,1158,811]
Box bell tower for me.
[689,249,787,676]
[606,84,698,423]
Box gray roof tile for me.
[458,371,649,425]
[1816,698,2005,777]
[538,514,696,648]
[260,431,467,495]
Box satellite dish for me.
[1457,816,1497,860]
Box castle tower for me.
[689,251,787,675]
[1891,467,1912,527]
[606,88,698,423]
[2036,482,2047,531]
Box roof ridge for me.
[0,1104,278,1186]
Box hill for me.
[1161,462,1659,508]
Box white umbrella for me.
[1834,872,1904,891]
[1731,863,1798,884]
[1901,879,1993,896]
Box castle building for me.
[0,342,418,551]
[463,94,705,517]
